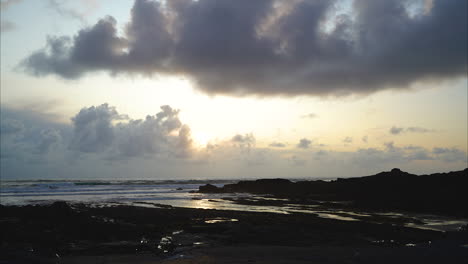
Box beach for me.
[2,170,468,263]
[1,201,467,264]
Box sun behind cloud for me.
[192,131,213,147]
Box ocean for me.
[0,179,232,207]
[1,179,467,232]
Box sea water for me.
[0,179,230,206]
[1,179,467,232]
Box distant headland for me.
[199,168,468,217]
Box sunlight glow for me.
[192,131,213,147]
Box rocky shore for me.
[199,168,468,217]
[1,168,467,263]
[1,201,468,263]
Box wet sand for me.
[1,202,467,263]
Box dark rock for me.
[199,184,222,193]
[197,169,468,217]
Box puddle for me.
[204,218,239,224]
[315,213,359,221]
[406,219,468,232]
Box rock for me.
[196,169,468,217]
[199,184,221,193]
[49,201,73,217]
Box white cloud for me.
[70,104,194,159]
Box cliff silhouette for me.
[199,168,468,217]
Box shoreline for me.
[1,201,467,263]
[198,168,468,217]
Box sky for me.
[0,0,467,180]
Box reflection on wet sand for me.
[105,194,468,233]
[173,195,468,232]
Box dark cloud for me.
[390,126,404,135]
[23,17,127,78]
[20,0,467,96]
[269,142,286,148]
[297,138,312,149]
[231,133,255,150]
[390,126,434,135]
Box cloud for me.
[47,0,86,22]
[343,136,353,144]
[390,126,404,135]
[69,104,193,159]
[1,104,466,179]
[432,147,467,162]
[201,133,266,165]
[1,0,22,9]
[349,143,442,168]
[406,127,433,133]
[231,133,255,150]
[297,138,312,149]
[114,106,192,158]
[45,0,102,22]
[1,0,23,33]
[0,106,68,162]
[36,128,62,154]
[362,135,368,143]
[315,149,328,158]
[384,141,396,151]
[0,118,24,135]
[1,20,15,32]
[390,126,434,135]
[20,0,467,97]
[356,142,467,164]
[269,142,286,148]
[289,155,306,166]
[69,104,123,153]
